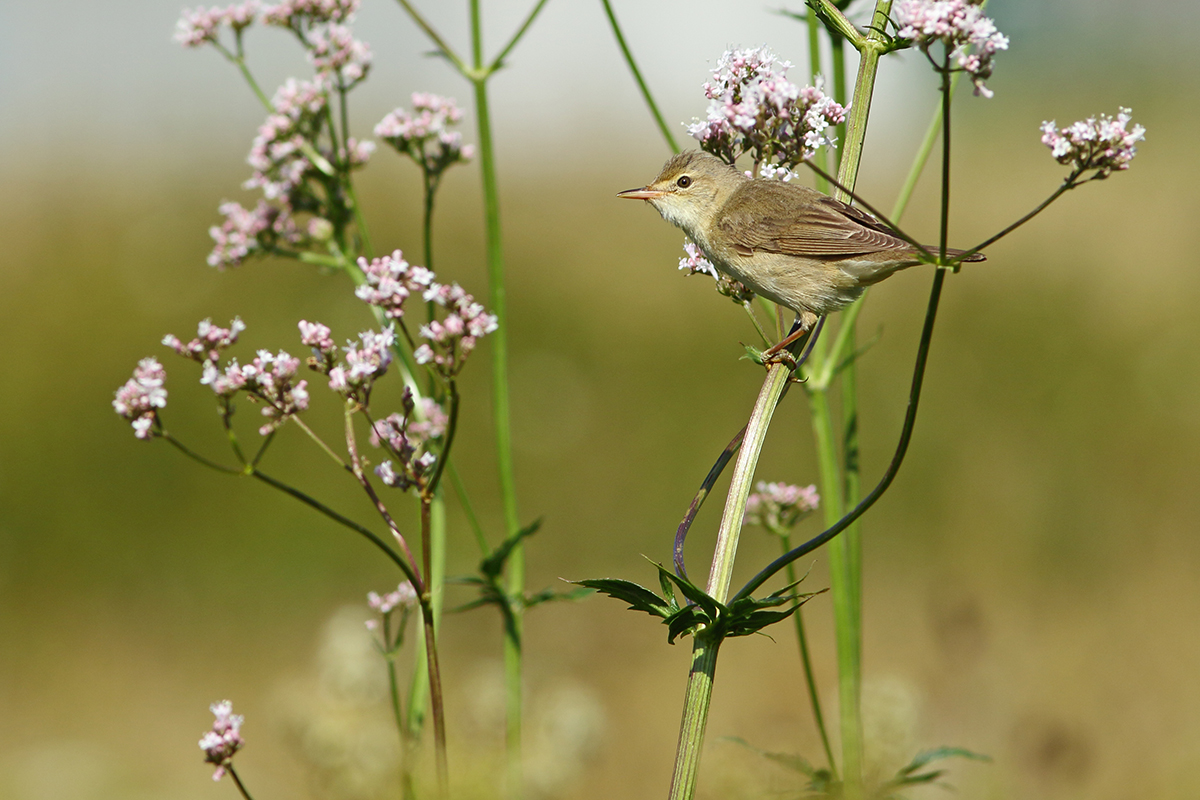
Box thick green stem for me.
[667,635,721,800]
[468,2,524,791]
[667,362,791,799]
[808,6,892,797]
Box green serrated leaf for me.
[725,607,802,638]
[655,563,724,621]
[665,607,706,644]
[574,578,672,618]
[480,518,543,579]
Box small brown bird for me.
[618,151,984,343]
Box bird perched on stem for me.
[618,151,984,351]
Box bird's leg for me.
[764,311,817,357]
[763,315,825,373]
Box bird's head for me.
[617,151,747,242]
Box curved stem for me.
[734,268,946,602]
[159,431,242,474]
[600,0,680,153]
[249,468,419,586]
[226,765,256,800]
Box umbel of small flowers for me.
[366,581,419,651]
[199,700,244,781]
[892,0,1009,98]
[375,93,474,183]
[680,241,756,305]
[370,387,448,492]
[1040,108,1146,180]
[744,481,820,536]
[162,318,311,436]
[300,320,396,404]
[176,0,376,269]
[687,46,847,171]
[354,250,499,378]
[112,358,168,440]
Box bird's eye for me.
[676,175,692,188]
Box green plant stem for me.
[600,0,679,153]
[779,534,838,776]
[735,268,947,601]
[227,765,255,800]
[420,498,450,798]
[667,362,791,800]
[467,3,524,792]
[806,5,892,797]
[667,635,721,800]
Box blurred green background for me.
[2,1,1199,798]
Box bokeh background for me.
[2,1,1199,798]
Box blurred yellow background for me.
[2,1,1199,798]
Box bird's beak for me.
[617,186,665,200]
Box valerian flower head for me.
[298,320,336,354]
[196,347,310,434]
[367,581,419,617]
[687,47,847,169]
[679,241,755,304]
[369,391,447,491]
[199,700,244,781]
[744,481,820,533]
[323,327,395,398]
[174,2,260,48]
[207,201,286,268]
[308,23,372,86]
[354,250,436,319]
[1040,108,1145,179]
[113,358,168,440]
[261,0,359,25]
[162,317,247,363]
[893,0,1009,98]
[416,282,498,377]
[375,93,474,179]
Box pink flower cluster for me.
[201,349,310,434]
[687,47,847,168]
[208,201,291,268]
[174,2,259,47]
[375,94,474,178]
[744,481,820,533]
[113,358,168,440]
[414,283,499,377]
[352,250,497,378]
[365,581,418,633]
[199,700,244,781]
[893,0,1009,98]
[309,23,372,86]
[354,250,436,319]
[370,392,448,491]
[678,241,718,279]
[1040,108,1145,178]
[162,317,247,362]
[367,581,418,614]
[298,323,395,400]
[261,0,359,25]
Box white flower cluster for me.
[893,0,1009,98]
[687,47,847,167]
[1040,108,1145,178]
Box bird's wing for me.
[715,181,914,258]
